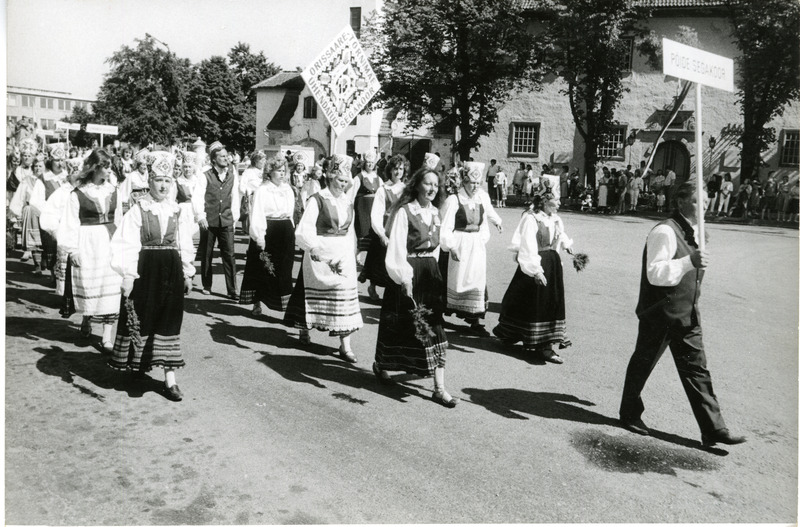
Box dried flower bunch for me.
[259,251,275,276]
[410,302,435,344]
[125,298,144,351]
[572,252,589,272]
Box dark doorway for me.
[652,140,690,183]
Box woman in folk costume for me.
[9,139,37,259]
[56,148,122,351]
[118,149,151,214]
[288,151,310,225]
[283,154,363,362]
[10,146,47,274]
[239,151,266,234]
[239,154,296,315]
[440,161,503,335]
[108,152,195,402]
[358,153,410,300]
[372,166,457,408]
[351,150,383,255]
[493,193,576,364]
[39,157,82,316]
[30,143,70,284]
[168,151,204,234]
[299,164,323,210]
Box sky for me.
[6,0,373,99]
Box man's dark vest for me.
[204,167,234,228]
[635,216,704,326]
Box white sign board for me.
[55,121,81,131]
[662,38,734,92]
[85,123,119,135]
[302,26,381,136]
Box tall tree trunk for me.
[584,139,597,188]
[739,126,761,183]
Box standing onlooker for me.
[747,178,762,220]
[486,159,499,206]
[734,179,752,218]
[760,172,777,221]
[776,175,791,222]
[619,181,746,448]
[559,165,570,204]
[663,167,677,209]
[196,141,241,300]
[616,167,629,214]
[628,169,643,212]
[788,180,800,223]
[651,169,665,195]
[656,189,666,212]
[513,162,526,197]
[640,160,652,192]
[597,167,611,214]
[494,167,508,208]
[716,173,734,216]
[706,173,722,216]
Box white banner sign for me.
[662,38,734,92]
[55,121,81,131]
[85,123,119,135]
[302,26,381,135]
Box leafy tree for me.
[185,56,253,155]
[724,0,800,181]
[228,42,280,105]
[92,34,194,146]
[539,0,651,185]
[64,105,93,147]
[363,0,543,160]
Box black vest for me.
[204,167,234,228]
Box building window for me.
[780,130,799,167]
[58,99,72,111]
[21,95,34,107]
[350,7,362,38]
[346,140,356,157]
[40,97,54,109]
[303,97,317,119]
[40,119,55,130]
[598,125,627,159]
[7,94,17,106]
[509,122,540,157]
[621,37,634,72]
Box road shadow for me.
[445,329,547,364]
[184,295,249,319]
[6,316,88,347]
[256,351,423,404]
[32,345,169,400]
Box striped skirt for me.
[20,205,42,251]
[375,256,448,377]
[70,224,122,316]
[240,219,295,311]
[109,248,185,371]
[284,236,362,336]
[494,250,569,350]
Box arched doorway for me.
[652,140,690,182]
[298,138,326,163]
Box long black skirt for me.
[494,250,569,350]
[109,248,185,372]
[358,231,391,287]
[239,219,295,311]
[40,230,57,272]
[59,255,76,318]
[354,194,375,252]
[375,256,448,377]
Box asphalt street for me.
[4,206,798,524]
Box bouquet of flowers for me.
[410,300,435,344]
[571,252,589,272]
[310,252,344,276]
[125,298,144,352]
[259,250,275,276]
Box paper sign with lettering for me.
[302,26,381,135]
[85,123,119,135]
[662,38,734,92]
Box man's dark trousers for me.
[620,316,727,435]
[198,226,237,296]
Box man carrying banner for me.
[619,180,746,448]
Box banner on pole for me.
[662,38,734,92]
[302,26,381,136]
[55,121,81,131]
[85,123,119,135]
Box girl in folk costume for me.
[299,164,323,210]
[108,152,195,402]
[118,149,151,214]
[119,147,134,179]
[373,166,457,408]
[56,148,122,351]
[440,161,503,335]
[283,154,363,362]
[10,149,47,274]
[8,139,36,259]
[493,193,576,364]
[358,153,409,300]
[239,151,266,234]
[169,152,204,235]
[39,157,82,316]
[352,151,383,255]
[31,143,70,284]
[289,152,310,225]
[239,154,296,315]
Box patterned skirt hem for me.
[108,360,185,372]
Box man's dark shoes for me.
[620,417,650,436]
[165,384,183,402]
[701,428,746,447]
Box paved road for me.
[5,208,798,524]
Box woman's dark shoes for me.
[432,390,458,408]
[367,284,380,301]
[165,384,183,402]
[539,348,564,364]
[338,347,358,364]
[372,362,394,385]
[701,428,746,447]
[79,320,92,339]
[468,322,491,337]
[620,417,650,436]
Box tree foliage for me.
[539,0,651,184]
[228,42,280,105]
[92,34,194,146]
[64,105,93,147]
[363,0,543,160]
[724,0,800,181]
[185,56,253,155]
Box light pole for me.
[708,135,716,175]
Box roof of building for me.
[7,85,95,102]
[252,72,305,90]
[518,0,726,8]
